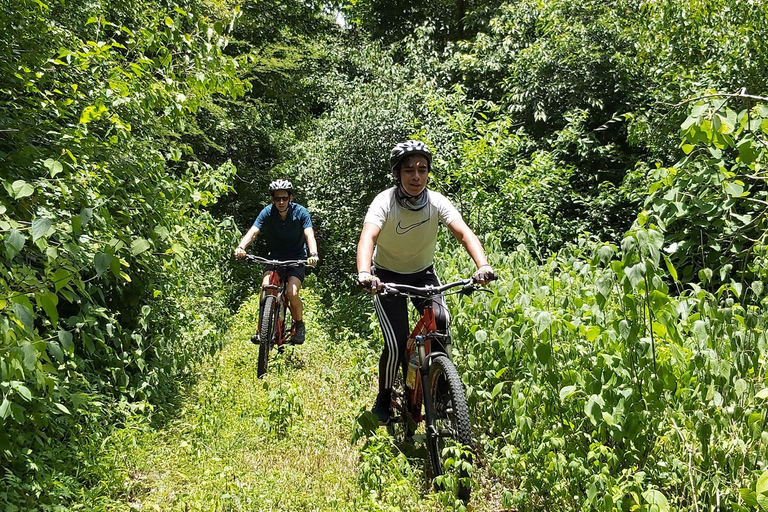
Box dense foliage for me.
[0,0,246,506]
[3,0,768,509]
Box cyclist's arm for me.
[303,227,318,256]
[356,222,380,273]
[447,218,489,270]
[235,225,260,258]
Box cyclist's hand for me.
[307,254,319,267]
[357,271,380,294]
[234,246,247,260]
[473,265,496,286]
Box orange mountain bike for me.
[376,276,493,501]
[244,255,307,378]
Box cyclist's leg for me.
[371,268,410,423]
[285,275,303,321]
[285,267,306,343]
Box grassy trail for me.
[88,289,504,511]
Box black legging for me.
[372,266,449,393]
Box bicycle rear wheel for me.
[427,354,473,501]
[258,295,278,378]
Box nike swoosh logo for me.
[396,219,429,234]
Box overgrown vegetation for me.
[3,0,768,509]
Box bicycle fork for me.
[415,336,440,441]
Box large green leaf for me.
[6,179,35,199]
[5,229,26,258]
[643,489,670,512]
[131,237,152,256]
[31,217,53,241]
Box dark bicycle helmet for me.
[268,179,293,193]
[389,140,432,173]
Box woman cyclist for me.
[356,141,495,424]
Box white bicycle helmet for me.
[268,179,293,193]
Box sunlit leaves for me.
[5,180,35,199]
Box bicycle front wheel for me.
[427,354,473,501]
[258,295,278,378]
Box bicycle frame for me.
[379,277,491,501]
[261,269,293,346]
[402,306,437,423]
[244,255,307,378]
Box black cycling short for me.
[265,264,306,283]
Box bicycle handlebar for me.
[378,275,497,298]
[243,254,308,267]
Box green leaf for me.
[559,385,577,402]
[535,311,552,335]
[756,470,768,495]
[31,217,53,241]
[643,489,670,512]
[43,158,63,177]
[8,180,35,199]
[491,382,504,398]
[20,342,38,371]
[94,252,113,275]
[48,340,64,363]
[740,489,759,507]
[692,320,708,344]
[58,330,74,354]
[586,325,601,342]
[663,254,678,281]
[5,229,26,258]
[131,237,151,256]
[52,269,71,292]
[725,181,745,197]
[535,342,551,364]
[756,388,768,400]
[12,302,35,333]
[585,394,604,425]
[0,398,9,419]
[80,104,108,124]
[36,291,58,326]
[626,263,645,289]
[758,493,768,512]
[15,384,32,402]
[54,403,71,415]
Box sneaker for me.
[371,389,392,425]
[250,333,260,345]
[291,320,305,345]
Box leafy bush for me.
[441,229,767,510]
[634,96,768,287]
[0,0,244,506]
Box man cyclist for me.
[356,140,495,425]
[235,179,319,345]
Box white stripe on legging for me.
[373,294,399,389]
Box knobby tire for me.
[427,354,473,501]
[258,295,278,378]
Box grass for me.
[77,286,508,511]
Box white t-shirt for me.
[363,188,461,274]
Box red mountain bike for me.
[244,255,307,378]
[376,276,493,501]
